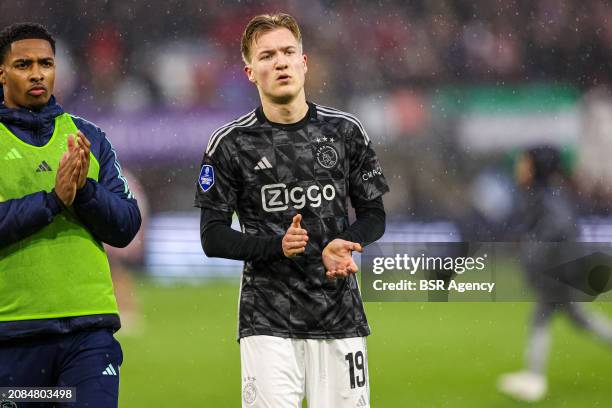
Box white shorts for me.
[240,335,370,408]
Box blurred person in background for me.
[195,13,388,408]
[497,146,612,402]
[0,23,140,407]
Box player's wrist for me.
[271,235,286,260]
[74,178,95,204]
[47,189,66,214]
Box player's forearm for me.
[0,191,63,249]
[200,209,284,262]
[338,196,386,246]
[72,179,142,248]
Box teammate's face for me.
[245,28,307,104]
[0,39,55,110]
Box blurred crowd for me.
[2,0,612,113]
[2,0,612,218]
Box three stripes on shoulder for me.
[206,110,257,156]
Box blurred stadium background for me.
[3,0,612,406]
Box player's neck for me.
[261,94,309,125]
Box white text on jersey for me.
[261,183,336,212]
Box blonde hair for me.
[241,13,302,64]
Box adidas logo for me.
[35,161,52,172]
[101,363,118,376]
[356,394,368,407]
[3,148,23,160]
[254,157,273,171]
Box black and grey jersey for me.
[195,102,390,340]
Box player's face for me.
[0,39,55,110]
[245,28,307,104]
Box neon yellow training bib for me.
[0,113,118,321]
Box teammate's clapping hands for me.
[75,130,91,189]
[54,134,81,206]
[54,132,91,206]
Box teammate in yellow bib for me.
[0,23,141,408]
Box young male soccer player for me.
[196,13,389,408]
[0,23,140,407]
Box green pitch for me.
[118,280,612,407]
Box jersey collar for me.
[256,101,315,131]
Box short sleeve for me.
[347,124,390,206]
[194,141,238,213]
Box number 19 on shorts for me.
[345,351,366,389]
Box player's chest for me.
[234,129,347,185]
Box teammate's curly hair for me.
[0,22,55,63]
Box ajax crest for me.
[316,144,339,169]
[199,165,215,192]
[243,377,257,405]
